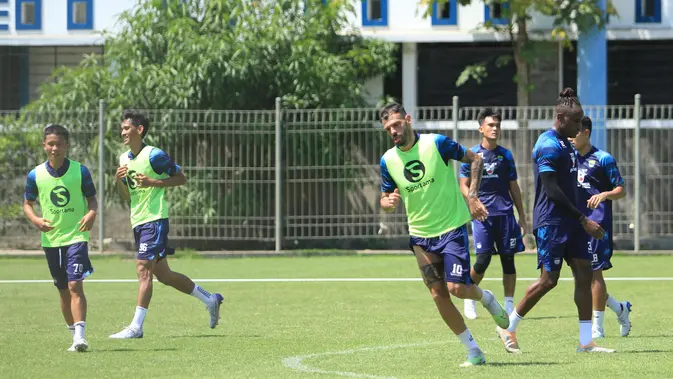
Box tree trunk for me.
[513,16,530,107]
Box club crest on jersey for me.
[496,155,504,161]
[588,159,596,168]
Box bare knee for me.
[68,281,84,298]
[540,274,559,291]
[136,261,154,283]
[446,283,469,298]
[428,284,451,302]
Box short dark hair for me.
[555,87,582,113]
[43,124,69,142]
[477,107,502,126]
[581,116,593,134]
[122,110,150,138]
[379,102,407,123]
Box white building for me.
[0,0,671,109]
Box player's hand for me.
[468,196,488,222]
[519,216,528,237]
[382,189,401,211]
[115,166,128,182]
[581,217,605,240]
[33,218,54,233]
[134,173,156,188]
[78,211,96,232]
[587,192,608,209]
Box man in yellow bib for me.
[379,103,509,367]
[23,124,97,352]
[109,111,223,339]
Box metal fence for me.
[1,95,671,251]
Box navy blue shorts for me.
[133,219,175,261]
[472,213,525,255]
[43,242,93,289]
[590,230,613,271]
[535,224,591,272]
[409,225,472,284]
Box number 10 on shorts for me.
[450,263,463,277]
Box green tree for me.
[422,0,615,105]
[3,0,397,246]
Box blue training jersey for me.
[532,129,579,228]
[381,133,466,192]
[460,144,517,215]
[576,146,624,230]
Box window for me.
[68,0,93,30]
[636,0,661,23]
[484,1,509,25]
[16,0,41,30]
[362,0,387,27]
[432,0,457,26]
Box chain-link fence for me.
[1,95,670,251]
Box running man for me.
[110,110,223,339]
[379,103,510,367]
[460,108,526,319]
[496,88,615,354]
[570,116,631,338]
[24,124,97,352]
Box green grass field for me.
[1,254,671,378]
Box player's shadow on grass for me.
[166,334,262,338]
[487,362,563,367]
[524,315,575,321]
[620,349,673,354]
[627,335,673,339]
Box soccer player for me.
[570,116,631,338]
[23,124,97,352]
[379,103,510,367]
[460,108,526,320]
[495,88,615,353]
[110,110,223,339]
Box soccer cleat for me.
[73,338,88,352]
[464,299,478,320]
[592,325,605,339]
[482,290,510,329]
[459,351,486,367]
[617,301,632,337]
[496,326,522,354]
[577,341,616,353]
[207,293,224,329]
[109,326,144,339]
[67,343,76,352]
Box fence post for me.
[452,96,459,176]
[98,99,106,254]
[274,97,282,252]
[633,94,641,253]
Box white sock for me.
[507,310,523,333]
[579,320,592,346]
[457,328,480,354]
[606,294,622,315]
[67,324,75,337]
[478,289,493,307]
[504,296,514,311]
[74,321,86,340]
[191,284,212,305]
[593,311,605,329]
[131,306,147,330]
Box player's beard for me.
[393,125,411,147]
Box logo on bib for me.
[50,186,71,207]
[127,170,138,190]
[404,160,426,183]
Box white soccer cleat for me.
[592,325,605,339]
[73,338,88,352]
[618,301,632,337]
[207,293,224,329]
[577,342,616,353]
[464,299,477,320]
[109,326,143,339]
[67,343,76,352]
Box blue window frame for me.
[0,25,8,31]
[68,0,93,30]
[0,0,8,4]
[431,0,457,26]
[362,0,387,27]
[484,1,509,25]
[0,11,8,17]
[636,0,661,23]
[16,0,42,30]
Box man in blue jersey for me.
[496,88,614,354]
[570,116,631,339]
[460,108,526,320]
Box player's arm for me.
[587,155,626,209]
[380,157,400,213]
[78,165,98,232]
[136,149,187,188]
[458,162,470,199]
[23,170,53,232]
[115,165,131,202]
[506,151,527,232]
[460,150,488,221]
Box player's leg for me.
[65,242,93,352]
[592,234,631,337]
[568,232,614,353]
[410,243,484,367]
[154,255,224,329]
[45,247,76,350]
[496,226,562,354]
[497,213,525,314]
[464,219,493,320]
[591,268,608,338]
